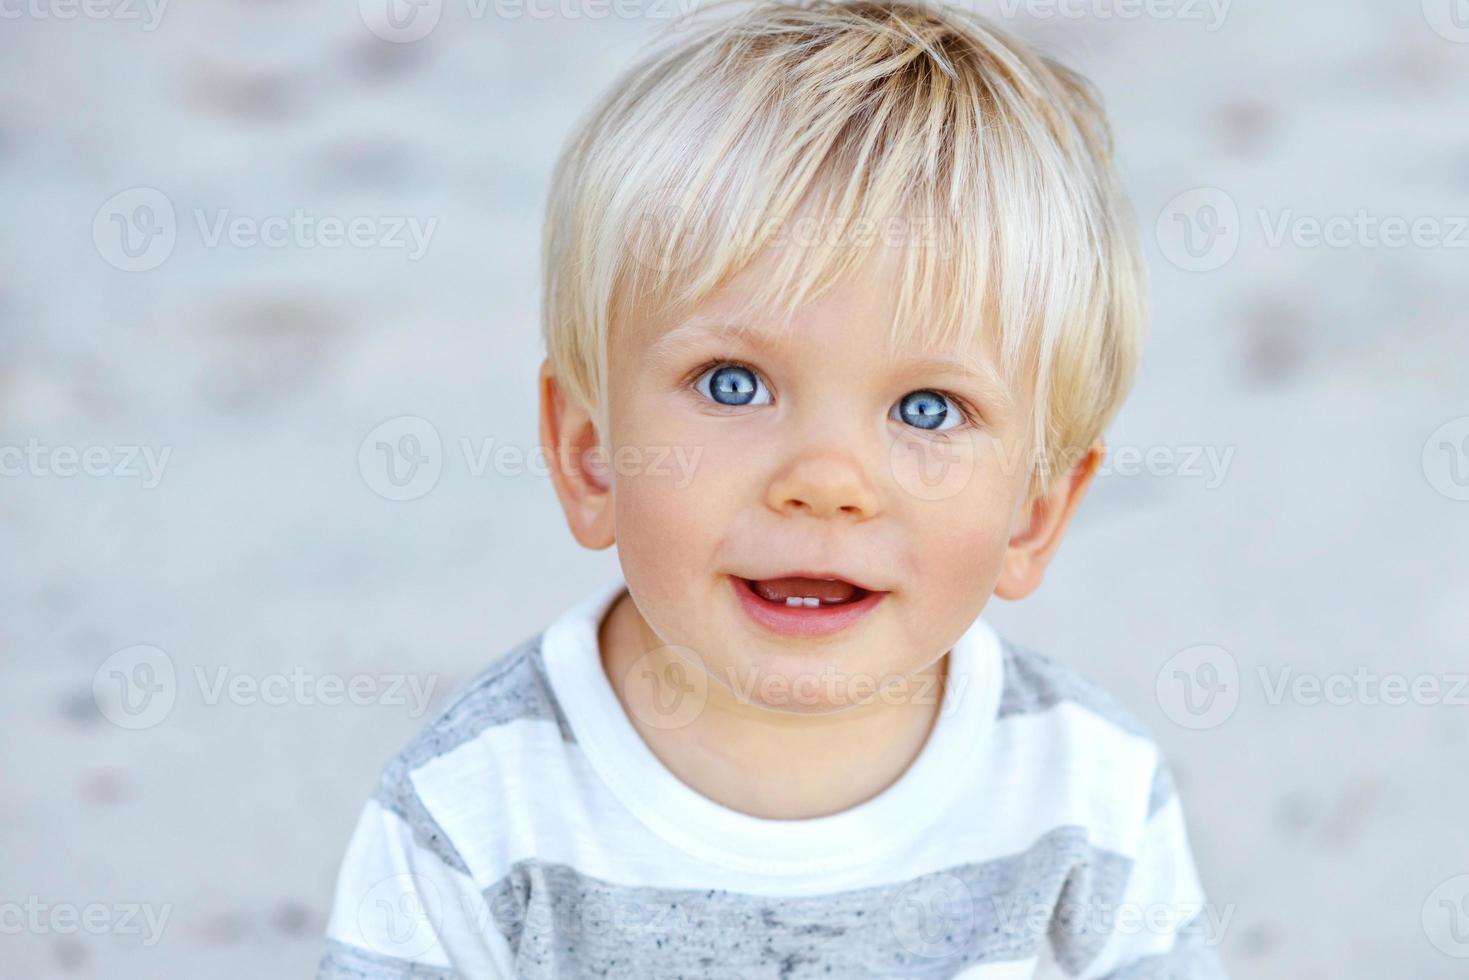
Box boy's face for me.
[546,239,1098,714]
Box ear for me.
[993,440,1103,601]
[538,358,616,550]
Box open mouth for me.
[729,574,888,637]
[741,575,872,607]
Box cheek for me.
[608,407,747,597]
[904,468,1017,609]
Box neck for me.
[598,587,949,820]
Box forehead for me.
[642,247,1011,390]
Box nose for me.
[764,451,881,521]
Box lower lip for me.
[729,575,888,638]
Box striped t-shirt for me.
[318,577,1227,979]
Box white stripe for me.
[323,800,516,976]
[1074,793,1215,979]
[409,698,1160,895]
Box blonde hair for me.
[540,0,1145,500]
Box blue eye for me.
[894,389,963,432]
[695,363,771,407]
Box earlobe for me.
[993,441,1104,601]
[538,358,616,550]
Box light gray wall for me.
[2,1,1466,976]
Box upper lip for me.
[734,569,888,593]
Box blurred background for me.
[2,0,1466,976]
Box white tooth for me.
[802,596,820,608]
[785,596,802,607]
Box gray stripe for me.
[996,637,1150,740]
[399,632,573,770]
[476,826,1135,980]
[316,938,458,980]
[1146,756,1177,819]
[996,636,1179,817]
[373,631,567,878]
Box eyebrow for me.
[645,318,1015,412]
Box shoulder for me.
[370,629,571,873]
[992,633,1178,820]
[390,628,571,775]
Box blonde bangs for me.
[541,0,1145,498]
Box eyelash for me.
[683,358,981,429]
